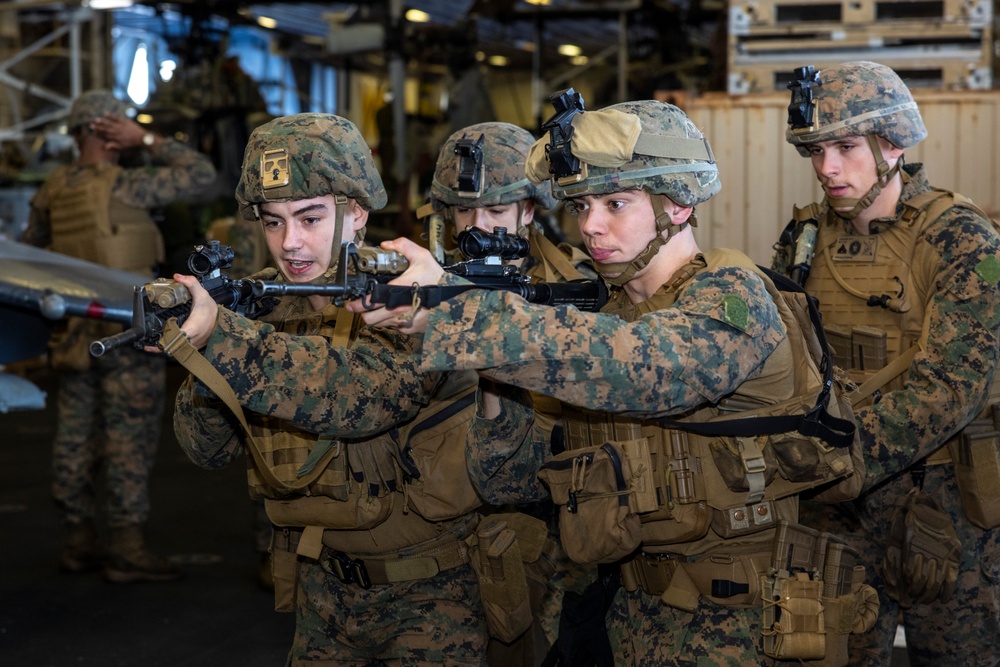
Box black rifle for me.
[90,241,267,357]
[92,229,608,356]
[250,227,609,312]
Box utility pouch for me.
[953,414,1000,529]
[538,442,641,564]
[270,527,301,613]
[396,374,481,521]
[473,519,533,643]
[883,487,961,607]
[761,571,826,660]
[762,521,825,659]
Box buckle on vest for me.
[321,550,372,589]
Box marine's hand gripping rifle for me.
[250,227,609,312]
[90,241,265,357]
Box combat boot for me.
[59,520,104,573]
[104,525,182,583]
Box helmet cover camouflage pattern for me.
[786,61,927,156]
[538,101,720,207]
[236,113,387,220]
[68,90,128,131]
[430,122,557,210]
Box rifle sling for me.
[161,319,339,493]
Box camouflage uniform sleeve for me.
[198,307,440,436]
[173,374,243,469]
[466,381,550,505]
[858,210,1000,489]
[114,138,217,209]
[421,265,785,417]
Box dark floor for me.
[0,361,914,667]
[0,362,293,667]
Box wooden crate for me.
[731,21,988,52]
[730,0,991,33]
[729,51,992,93]
[683,90,1000,265]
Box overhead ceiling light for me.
[257,16,277,29]
[136,113,153,124]
[83,0,134,8]
[487,55,508,67]
[525,0,552,5]
[405,9,430,22]
[558,44,582,57]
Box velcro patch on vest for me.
[722,294,750,331]
[832,235,878,262]
[976,254,1000,285]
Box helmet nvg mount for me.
[425,121,557,239]
[785,61,926,219]
[526,89,720,285]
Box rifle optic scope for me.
[457,227,529,261]
[187,240,235,276]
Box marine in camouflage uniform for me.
[170,113,489,666]
[772,61,1000,666]
[23,90,217,583]
[357,100,875,666]
[423,121,598,665]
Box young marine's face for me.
[450,201,533,238]
[259,195,367,283]
[569,190,659,271]
[806,135,902,212]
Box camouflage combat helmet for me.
[236,113,387,278]
[68,90,128,131]
[429,122,557,212]
[785,61,925,219]
[786,61,926,155]
[237,113,387,219]
[526,97,719,285]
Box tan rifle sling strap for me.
[161,316,348,493]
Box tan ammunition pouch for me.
[761,522,879,666]
[953,407,1000,529]
[47,163,163,273]
[394,370,482,521]
[470,512,549,642]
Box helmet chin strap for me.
[594,194,693,287]
[826,134,901,221]
[320,195,349,282]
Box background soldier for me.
[772,60,1000,666]
[170,113,490,665]
[23,89,217,583]
[422,120,599,665]
[356,99,874,665]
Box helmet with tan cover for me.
[526,99,720,207]
[526,98,720,284]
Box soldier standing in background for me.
[22,89,217,583]
[420,121,599,665]
[169,113,491,665]
[772,61,1000,666]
